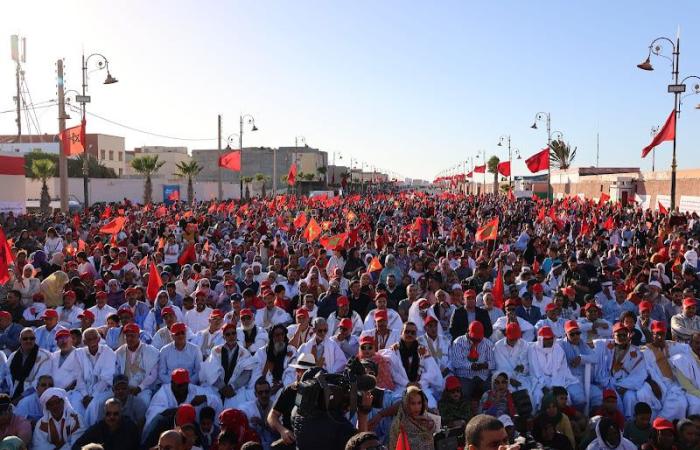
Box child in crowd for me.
[592,389,625,431]
[623,402,653,448]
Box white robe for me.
[363,309,403,333]
[49,349,81,391]
[192,328,224,360]
[6,347,52,398]
[378,346,442,408]
[200,343,259,408]
[297,336,347,373]
[145,383,222,429]
[406,303,443,337]
[32,400,85,450]
[640,342,689,420]
[87,304,117,328]
[359,328,401,351]
[670,350,700,415]
[576,318,613,343]
[115,342,160,403]
[143,305,185,337]
[237,326,269,355]
[327,311,364,336]
[527,338,580,408]
[254,307,292,330]
[73,345,116,416]
[494,338,533,393]
[184,307,213,333]
[417,333,451,372]
[491,317,535,342]
[534,317,566,339]
[252,344,298,399]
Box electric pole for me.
[217,114,223,200]
[57,60,69,213]
[11,35,26,141]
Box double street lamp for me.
[497,135,521,188]
[530,113,563,201]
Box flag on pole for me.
[658,201,669,215]
[598,192,610,206]
[642,110,676,158]
[525,148,550,173]
[303,218,322,242]
[59,122,85,156]
[99,217,126,235]
[497,161,511,177]
[287,163,298,186]
[218,151,241,171]
[473,165,486,173]
[475,217,499,241]
[147,260,163,302]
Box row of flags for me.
[217,150,299,187]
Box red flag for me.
[536,207,545,222]
[475,217,499,241]
[0,227,14,284]
[155,205,167,218]
[581,220,590,236]
[507,188,515,201]
[287,163,298,186]
[168,190,180,202]
[303,218,322,242]
[368,256,383,272]
[207,203,217,214]
[466,171,473,178]
[218,151,241,171]
[492,265,504,308]
[658,201,669,215]
[319,233,349,250]
[395,427,411,450]
[59,122,85,156]
[77,239,86,252]
[138,255,148,268]
[473,165,486,173]
[497,161,511,177]
[72,214,81,231]
[598,192,610,206]
[525,148,550,173]
[99,217,126,235]
[146,260,163,302]
[603,216,615,230]
[293,213,307,229]
[531,194,540,202]
[532,258,540,274]
[101,206,112,219]
[642,110,676,158]
[178,244,196,266]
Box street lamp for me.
[530,112,561,201]
[497,135,521,188]
[81,52,117,210]
[238,114,258,198]
[295,136,307,147]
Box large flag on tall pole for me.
[218,151,241,171]
[525,148,550,173]
[642,109,676,158]
[497,161,511,177]
[59,122,86,156]
[287,163,298,186]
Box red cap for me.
[63,290,76,299]
[603,388,617,400]
[240,308,254,318]
[564,320,580,333]
[359,335,375,346]
[468,321,485,340]
[117,306,134,317]
[651,320,667,333]
[612,322,628,333]
[374,292,387,301]
[638,301,652,312]
[224,280,235,287]
[94,279,105,289]
[424,315,437,326]
[538,326,555,339]
[339,318,353,330]
[562,286,575,297]
[125,287,138,295]
[171,368,190,384]
[222,322,237,333]
[261,289,274,298]
[582,303,600,313]
[684,298,697,308]
[194,289,207,298]
[464,289,477,298]
[95,291,108,300]
[374,310,388,322]
[210,309,223,319]
[337,296,349,308]
[652,417,675,431]
[505,299,519,308]
[175,404,196,426]
[545,303,559,312]
[78,310,95,321]
[444,375,461,391]
[42,309,58,319]
[170,322,187,334]
[418,299,430,309]
[532,283,544,293]
[123,323,140,334]
[219,408,249,433]
[161,306,175,317]
[505,323,522,340]
[295,308,309,318]
[55,329,71,340]
[0,311,11,321]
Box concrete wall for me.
[0,175,26,214]
[125,147,191,179]
[0,142,59,155]
[86,134,126,176]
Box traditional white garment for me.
[407,302,443,337]
[237,326,269,355]
[73,345,116,416]
[86,304,117,328]
[534,317,566,338]
[32,388,86,450]
[363,308,403,333]
[254,307,291,330]
[115,341,160,404]
[297,335,348,373]
[527,338,580,409]
[640,341,689,420]
[359,328,401,351]
[577,318,613,343]
[417,333,450,372]
[192,328,224,360]
[377,345,442,408]
[55,306,84,330]
[143,305,185,337]
[200,343,259,408]
[327,311,364,336]
[252,344,298,397]
[49,349,81,391]
[494,338,533,393]
[6,346,52,398]
[145,383,223,429]
[184,307,213,333]
[670,350,700,415]
[491,317,535,342]
[286,324,314,343]
[585,418,637,450]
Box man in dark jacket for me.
[449,289,493,339]
[72,397,139,450]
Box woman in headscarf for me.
[586,416,637,450]
[478,372,517,418]
[143,290,183,336]
[42,228,63,259]
[12,264,40,307]
[39,270,69,308]
[31,387,85,450]
[388,386,438,450]
[31,251,51,280]
[105,279,125,309]
[539,392,576,449]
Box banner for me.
[163,185,181,206]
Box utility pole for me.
[239,116,244,200]
[57,60,69,213]
[272,148,277,197]
[596,132,600,168]
[217,114,222,200]
[11,35,26,140]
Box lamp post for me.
[530,112,553,200]
[238,114,258,198]
[497,135,521,188]
[80,52,117,211]
[637,34,700,211]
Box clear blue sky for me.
[1,0,700,181]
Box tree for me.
[130,155,165,205]
[303,173,315,181]
[175,160,202,202]
[24,151,117,178]
[254,173,269,198]
[487,155,500,194]
[242,176,254,200]
[316,166,327,182]
[549,139,577,170]
[30,158,55,214]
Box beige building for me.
[125,146,190,179]
[85,134,126,176]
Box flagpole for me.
[57,59,69,213]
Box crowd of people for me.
[0,190,699,450]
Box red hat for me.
[95,291,108,300]
[123,323,140,334]
[194,289,207,298]
[94,279,105,288]
[161,306,175,317]
[209,309,223,319]
[374,292,387,301]
[444,375,461,391]
[505,323,522,340]
[117,306,134,317]
[650,320,667,333]
[532,283,544,293]
[222,322,237,333]
[336,296,349,308]
[374,310,388,322]
[612,322,628,333]
[424,315,437,326]
[339,318,353,330]
[240,308,254,318]
[170,322,187,335]
[295,308,309,318]
[42,309,58,319]
[55,329,71,340]
[78,310,95,321]
[224,280,235,287]
[603,388,618,400]
[359,335,375,346]
[175,404,196,426]
[564,320,580,333]
[545,303,559,312]
[261,289,274,298]
[219,408,249,434]
[63,290,76,299]
[562,286,575,297]
[652,417,675,431]
[684,298,697,308]
[171,368,190,384]
[505,299,519,308]
[639,301,653,312]
[582,303,600,313]
[0,311,11,321]
[538,326,555,339]
[468,321,485,340]
[464,289,477,298]
[125,287,138,295]
[418,299,430,309]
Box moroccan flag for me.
[320,233,348,250]
[473,165,486,173]
[532,258,540,274]
[658,202,669,215]
[59,122,85,156]
[293,213,307,228]
[598,192,610,206]
[155,205,167,218]
[368,256,383,272]
[475,217,499,242]
[72,214,81,231]
[218,151,241,171]
[525,148,550,173]
[101,206,112,219]
[603,216,615,230]
[0,227,14,284]
[497,161,511,177]
[466,171,473,178]
[303,218,322,242]
[642,110,676,158]
[492,265,504,308]
[99,216,126,235]
[581,220,590,236]
[507,188,515,201]
[395,427,411,450]
[346,210,357,222]
[536,207,545,222]
[146,260,163,302]
[287,163,298,186]
[178,244,196,266]
[321,221,332,231]
[138,255,148,268]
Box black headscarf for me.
[398,339,420,382]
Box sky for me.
[1,0,700,181]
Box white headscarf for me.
[590,416,637,450]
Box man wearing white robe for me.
[6,328,52,401]
[640,320,688,421]
[184,292,214,333]
[72,328,116,417]
[86,291,117,328]
[49,329,82,413]
[238,308,269,355]
[254,292,291,331]
[576,303,612,344]
[407,298,444,338]
[528,326,584,410]
[494,323,533,394]
[535,303,566,339]
[114,323,159,405]
[671,332,700,415]
[327,296,363,336]
[359,310,401,351]
[200,323,259,408]
[363,295,402,333]
[491,300,535,342]
[191,309,225,360]
[418,316,450,375]
[557,320,602,408]
[297,317,347,373]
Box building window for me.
[109,150,114,161]
[118,152,123,162]
[101,149,106,160]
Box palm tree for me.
[303,173,315,182]
[30,158,55,214]
[174,160,202,202]
[254,173,269,198]
[242,176,254,200]
[487,155,500,194]
[316,166,327,182]
[130,155,165,204]
[549,139,577,170]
